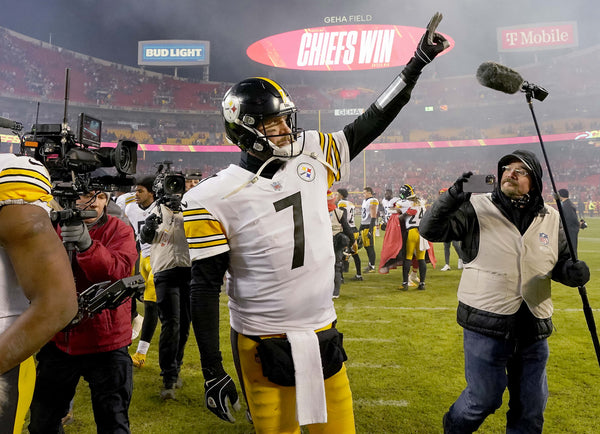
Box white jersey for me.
[381,196,400,224]
[337,199,356,228]
[361,197,379,226]
[124,200,157,258]
[396,198,426,230]
[182,129,350,335]
[0,154,53,335]
[115,191,135,212]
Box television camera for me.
[153,160,186,211]
[20,113,137,216]
[67,275,146,328]
[18,69,138,229]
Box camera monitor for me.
[78,113,102,148]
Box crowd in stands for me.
[1,25,599,209]
[130,141,600,214]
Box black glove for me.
[60,221,92,252]
[448,172,473,203]
[140,214,160,243]
[145,213,161,230]
[203,366,241,423]
[413,12,450,67]
[563,259,590,287]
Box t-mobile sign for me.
[498,22,578,52]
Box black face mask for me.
[510,193,530,208]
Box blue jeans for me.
[444,329,549,434]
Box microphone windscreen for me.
[476,61,524,95]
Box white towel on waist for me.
[419,235,430,251]
[287,330,327,425]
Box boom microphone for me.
[0,116,22,131]
[476,61,524,95]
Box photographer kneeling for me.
[29,190,138,433]
[139,177,191,400]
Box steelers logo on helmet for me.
[222,94,241,123]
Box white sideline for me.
[353,398,409,407]
[343,319,392,324]
[347,362,402,369]
[340,305,600,312]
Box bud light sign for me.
[138,40,210,66]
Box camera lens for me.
[164,175,186,195]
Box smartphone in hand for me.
[463,174,496,193]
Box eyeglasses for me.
[502,165,529,178]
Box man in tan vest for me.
[421,150,590,433]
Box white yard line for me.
[342,319,392,323]
[353,398,409,407]
[347,362,403,369]
[340,305,600,312]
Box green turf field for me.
[55,219,600,433]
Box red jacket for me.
[53,214,138,355]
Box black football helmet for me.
[399,184,416,200]
[222,77,304,160]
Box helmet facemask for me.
[238,111,303,160]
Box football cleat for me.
[131,352,146,368]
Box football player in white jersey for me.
[124,176,159,368]
[0,154,77,432]
[115,190,136,212]
[360,186,379,273]
[395,184,429,291]
[182,14,449,432]
[381,188,400,230]
[336,188,362,281]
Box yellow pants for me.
[0,356,36,434]
[405,227,426,260]
[234,329,355,434]
[360,227,372,248]
[139,255,156,302]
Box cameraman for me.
[420,150,590,433]
[0,154,77,433]
[139,180,191,400]
[29,189,138,433]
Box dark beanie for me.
[558,189,569,198]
